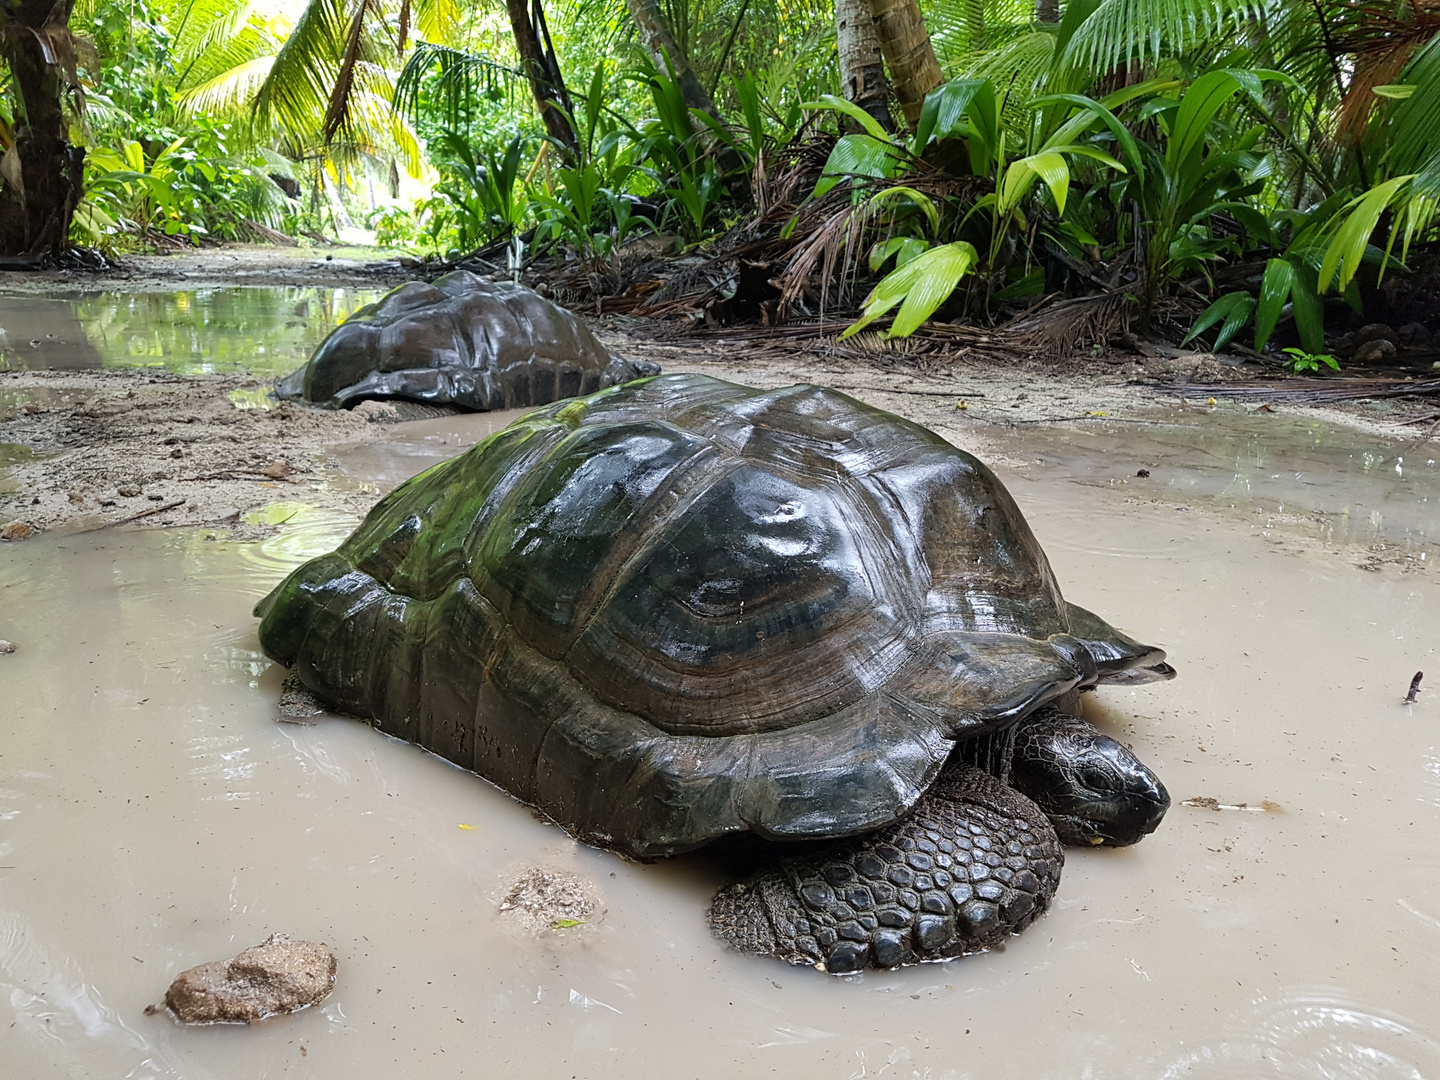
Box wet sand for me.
[2,406,1437,1078]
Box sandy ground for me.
[2,247,1437,540]
[0,244,414,295]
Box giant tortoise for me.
[276,272,657,410]
[256,373,1173,973]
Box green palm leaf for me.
[842,242,980,339]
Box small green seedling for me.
[550,918,585,930]
[1280,347,1340,374]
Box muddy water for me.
[0,287,382,376]
[3,409,1439,1079]
[988,407,1439,552]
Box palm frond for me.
[323,0,390,142]
[961,30,1058,126]
[394,42,524,129]
[169,0,258,76]
[1061,0,1263,74]
[1384,33,1440,181]
[415,0,462,43]
[252,0,351,141]
[175,56,278,117]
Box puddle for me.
[0,287,383,377]
[3,402,1439,1078]
[331,408,532,490]
[992,408,1439,553]
[0,438,32,494]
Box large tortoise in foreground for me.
[256,373,1173,973]
[276,271,657,410]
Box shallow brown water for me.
[2,408,1438,1078]
[988,407,1439,553]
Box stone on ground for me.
[161,933,337,1024]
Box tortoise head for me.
[1007,708,1171,847]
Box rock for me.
[353,400,402,424]
[1,521,35,541]
[0,640,16,654]
[1398,322,1432,347]
[276,670,325,723]
[262,460,292,480]
[498,867,602,936]
[118,485,142,498]
[83,397,134,418]
[160,933,337,1024]
[1353,338,1397,365]
[1354,323,1398,346]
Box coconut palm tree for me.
[0,0,89,257]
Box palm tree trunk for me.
[866,0,944,128]
[505,0,579,156]
[0,0,86,258]
[1035,0,1059,23]
[837,0,893,132]
[625,0,722,120]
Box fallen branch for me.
[105,499,186,528]
[243,219,299,247]
[1150,376,1440,403]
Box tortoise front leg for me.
[1003,707,1170,847]
[709,765,1063,974]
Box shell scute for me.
[256,373,1171,857]
[472,420,710,660]
[569,462,911,735]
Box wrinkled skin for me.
[711,765,1064,973]
[1008,707,1171,846]
[276,272,658,410]
[256,373,1174,972]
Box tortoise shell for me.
[275,271,656,410]
[256,374,1169,856]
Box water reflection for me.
[0,287,383,377]
[237,502,362,575]
[1156,991,1440,1079]
[997,410,1439,552]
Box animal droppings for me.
[498,867,602,937]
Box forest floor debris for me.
[497,867,603,937]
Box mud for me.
[0,246,410,296]
[498,867,604,937]
[2,407,1437,1077]
[0,369,392,536]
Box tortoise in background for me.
[256,373,1173,973]
[276,271,657,410]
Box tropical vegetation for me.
[0,0,1436,355]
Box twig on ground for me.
[103,499,186,529]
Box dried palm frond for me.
[1001,290,1133,354]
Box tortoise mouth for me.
[1004,709,1171,848]
[1044,782,1171,847]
